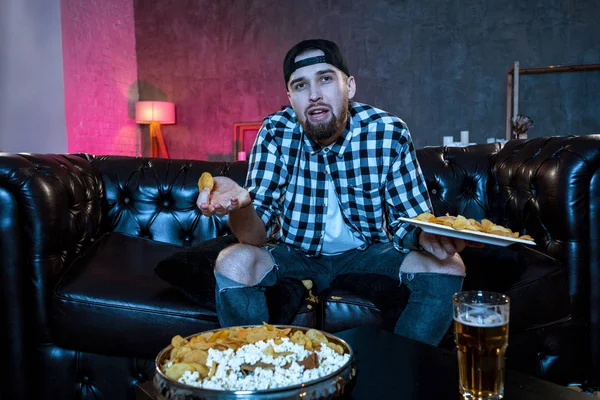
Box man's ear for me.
[347,76,356,100]
[287,91,291,102]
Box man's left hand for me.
[418,231,484,260]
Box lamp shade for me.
[135,101,176,124]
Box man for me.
[197,39,475,346]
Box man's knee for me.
[401,251,466,276]
[215,244,273,285]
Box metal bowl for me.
[153,325,357,400]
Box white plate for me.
[399,217,536,247]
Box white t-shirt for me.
[321,177,366,255]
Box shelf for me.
[505,62,600,140]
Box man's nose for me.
[309,86,322,102]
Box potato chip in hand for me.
[198,172,214,192]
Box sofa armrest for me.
[461,244,571,333]
[491,135,600,386]
[0,153,104,343]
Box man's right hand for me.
[196,176,252,217]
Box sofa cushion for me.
[52,232,219,359]
[320,273,409,333]
[53,233,314,358]
[460,244,571,333]
[154,235,239,308]
[154,235,313,326]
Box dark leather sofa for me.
[1,135,599,399]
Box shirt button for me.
[324,148,329,152]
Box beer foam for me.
[455,311,507,327]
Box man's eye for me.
[321,76,332,82]
[294,83,306,90]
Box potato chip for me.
[166,362,208,380]
[301,279,313,290]
[433,214,455,226]
[481,219,494,232]
[462,219,482,232]
[171,335,188,349]
[306,329,328,347]
[182,349,208,365]
[411,214,534,243]
[452,215,469,230]
[198,172,214,191]
[326,342,345,355]
[414,212,435,222]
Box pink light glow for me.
[61,0,139,156]
[135,101,176,124]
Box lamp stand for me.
[149,121,169,158]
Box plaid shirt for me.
[246,102,432,256]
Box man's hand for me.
[418,231,484,260]
[196,176,251,217]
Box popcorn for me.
[161,324,350,391]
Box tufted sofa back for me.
[488,137,600,321]
[416,142,502,221]
[85,156,242,247]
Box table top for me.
[137,326,590,400]
[336,326,588,400]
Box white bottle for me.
[460,131,469,146]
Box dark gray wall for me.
[0,0,67,153]
[289,0,600,146]
[134,0,599,156]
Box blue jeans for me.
[215,242,463,346]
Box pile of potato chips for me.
[161,323,346,381]
[413,212,534,241]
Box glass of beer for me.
[453,291,510,400]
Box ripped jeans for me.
[214,242,463,346]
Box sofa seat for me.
[52,232,220,358]
[52,232,318,359]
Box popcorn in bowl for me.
[154,323,356,399]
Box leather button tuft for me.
[184,236,191,242]
[124,197,130,204]
[162,200,169,207]
[82,376,90,383]
[431,189,437,195]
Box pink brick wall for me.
[61,0,139,156]
[134,1,289,161]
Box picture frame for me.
[233,121,262,161]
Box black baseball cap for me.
[283,39,351,85]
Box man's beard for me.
[302,103,349,144]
